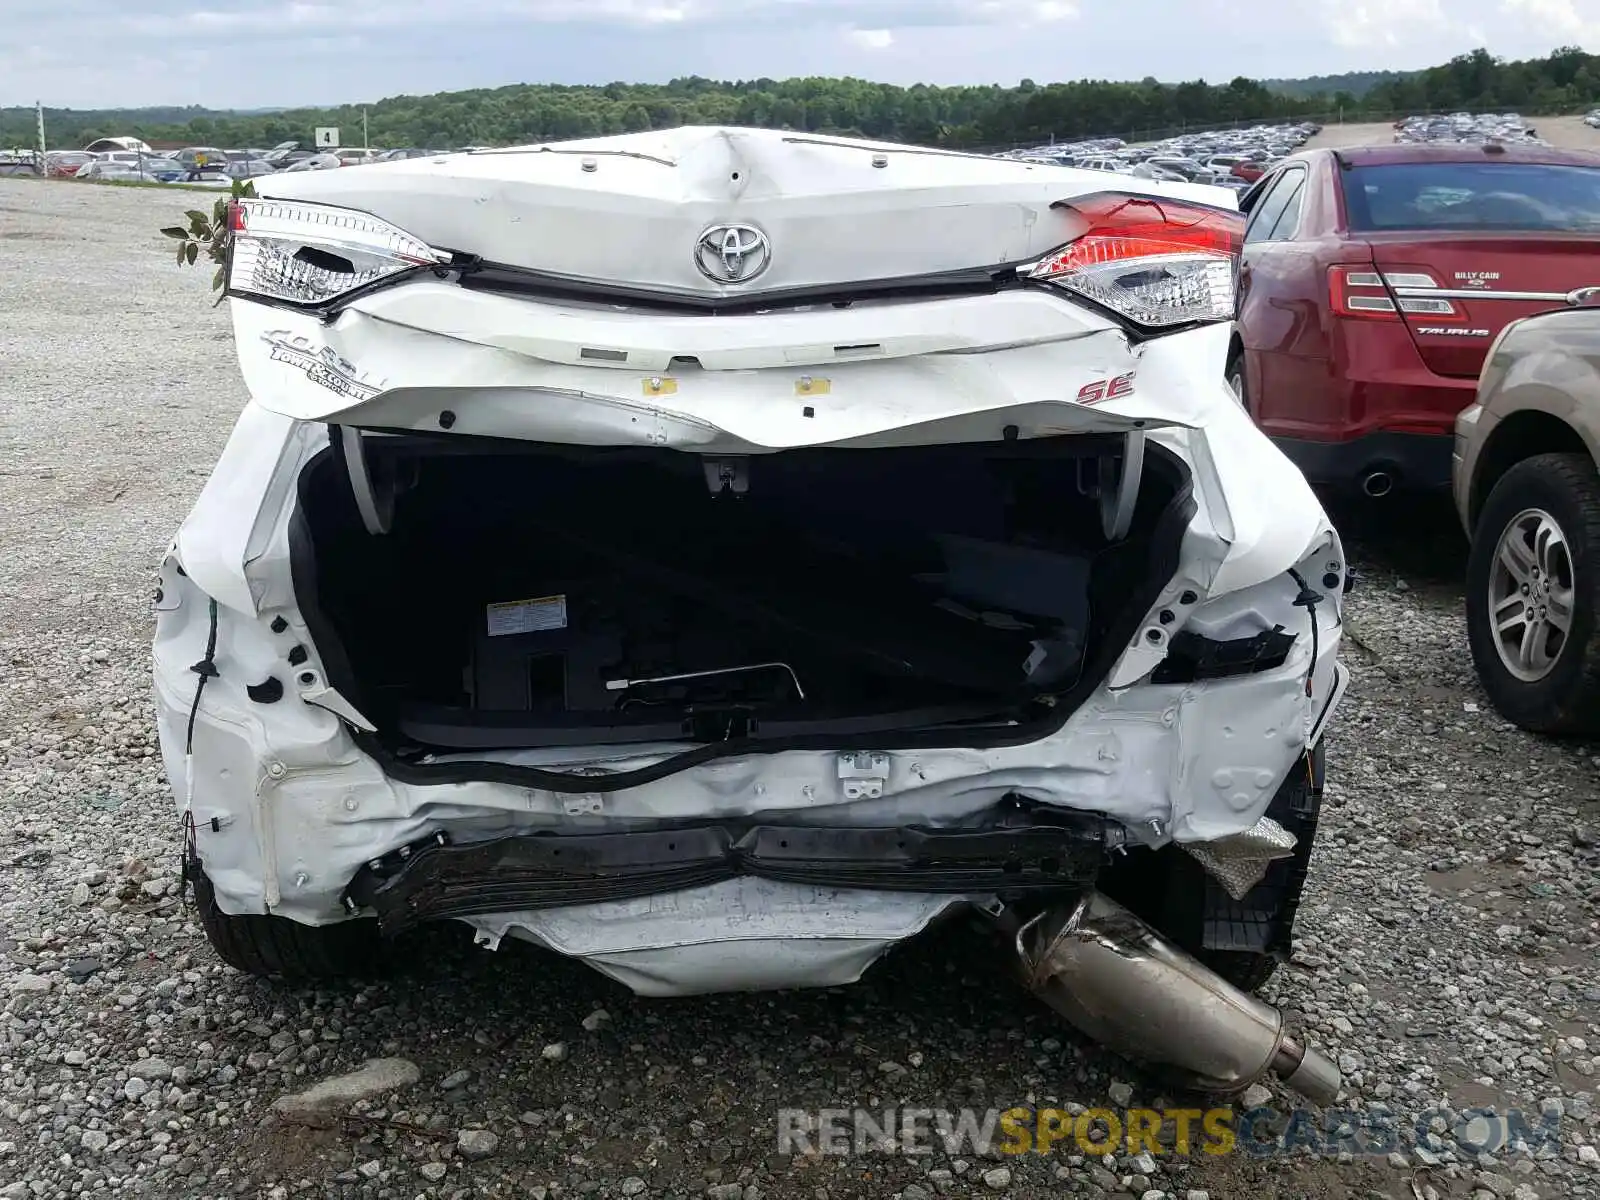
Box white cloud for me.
[1321,0,1453,48]
[845,26,894,48]
[1501,0,1600,40]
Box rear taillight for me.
[227,197,448,307]
[1328,266,1460,320]
[1026,191,1244,329]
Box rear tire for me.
[1225,348,1250,415]
[193,870,383,980]
[1101,742,1323,995]
[1465,453,1600,735]
[1196,948,1278,993]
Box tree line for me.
[5,46,1600,153]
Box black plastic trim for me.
[344,804,1108,933]
[1272,430,1453,491]
[1150,626,1297,684]
[455,258,1023,316]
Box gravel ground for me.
[0,175,1598,1200]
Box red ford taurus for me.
[1228,143,1600,495]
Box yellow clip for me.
[796,376,831,396]
[642,376,678,396]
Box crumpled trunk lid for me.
[253,125,1232,297]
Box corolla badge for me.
[694,223,772,284]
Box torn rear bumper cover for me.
[344,805,1111,934]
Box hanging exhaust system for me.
[1000,892,1341,1105]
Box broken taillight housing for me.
[1026,192,1245,329]
[226,198,449,307]
[1327,266,1459,320]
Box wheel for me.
[1465,453,1600,735]
[1098,743,1324,995]
[1225,349,1249,413]
[192,869,384,980]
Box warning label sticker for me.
[485,594,568,637]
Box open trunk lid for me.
[1340,156,1600,379]
[231,291,1199,450]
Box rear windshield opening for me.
[1342,162,1600,233]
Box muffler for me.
[1008,892,1340,1105]
[1360,469,1395,498]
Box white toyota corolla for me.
[155,126,1348,1102]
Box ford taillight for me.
[1025,191,1245,329]
[226,198,448,307]
[1328,266,1460,320]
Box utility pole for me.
[35,101,45,174]
[363,109,369,152]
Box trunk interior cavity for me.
[291,433,1191,758]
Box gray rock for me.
[8,974,50,994]
[439,1068,472,1090]
[621,1178,646,1196]
[79,1129,109,1153]
[457,1128,498,1159]
[1475,1172,1517,1197]
[980,1167,1011,1190]
[541,1042,568,1062]
[122,1077,149,1100]
[127,1057,172,1080]
[270,1057,421,1115]
[419,1162,448,1182]
[1240,1083,1272,1110]
[1107,1080,1134,1106]
[581,1008,612,1032]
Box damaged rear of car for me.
[154,127,1348,1102]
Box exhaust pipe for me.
[1008,892,1340,1105]
[1360,469,1395,498]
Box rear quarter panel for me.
[1460,309,1600,525]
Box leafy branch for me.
[160,179,257,305]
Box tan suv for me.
[1455,307,1600,734]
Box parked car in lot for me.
[1454,307,1600,735]
[224,158,277,180]
[172,146,230,169]
[155,127,1347,1104]
[1230,142,1600,496]
[277,153,343,173]
[44,150,93,177]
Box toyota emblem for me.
[694,223,772,284]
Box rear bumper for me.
[1273,430,1454,492]
[344,806,1110,934]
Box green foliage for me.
[35,45,1599,162]
[1261,69,1415,99]
[161,180,256,304]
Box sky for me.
[7,0,1600,111]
